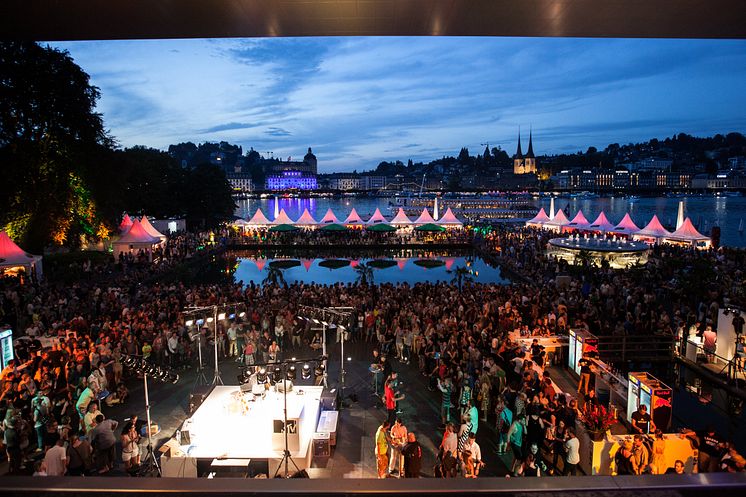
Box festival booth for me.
[140,216,168,244]
[294,209,318,228]
[437,208,464,229]
[633,215,671,244]
[588,212,616,233]
[0,328,13,371]
[272,209,295,225]
[0,231,43,280]
[525,208,550,228]
[583,432,696,475]
[247,208,272,228]
[389,208,413,227]
[318,208,341,225]
[119,214,133,233]
[663,217,712,249]
[611,213,640,237]
[627,372,673,433]
[343,208,364,228]
[563,210,591,232]
[568,329,599,376]
[366,208,388,225]
[231,219,251,233]
[413,208,436,225]
[543,209,570,232]
[112,220,160,262]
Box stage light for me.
[314,365,324,378]
[207,317,214,323]
[196,318,205,326]
[347,357,352,362]
[167,371,179,384]
[239,311,246,318]
[257,368,268,383]
[273,366,282,383]
[301,364,311,379]
[287,366,296,380]
[185,319,194,327]
[218,313,226,320]
[229,313,236,320]
[238,371,251,385]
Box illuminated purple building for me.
[265,170,318,190]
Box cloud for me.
[201,122,262,133]
[266,127,292,137]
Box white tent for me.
[247,208,272,227]
[0,231,43,279]
[612,213,640,235]
[294,208,318,226]
[589,212,616,232]
[389,208,413,227]
[526,208,550,228]
[565,210,591,231]
[318,208,341,224]
[366,208,388,224]
[633,215,671,243]
[113,220,160,262]
[437,207,463,227]
[273,208,295,225]
[140,216,167,243]
[344,208,364,226]
[413,208,436,225]
[118,214,133,233]
[543,209,570,231]
[664,217,711,249]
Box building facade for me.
[513,129,537,175]
[226,171,253,193]
[265,170,318,190]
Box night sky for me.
[49,37,746,172]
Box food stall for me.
[568,328,599,375]
[627,372,672,433]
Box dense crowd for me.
[1,225,745,477]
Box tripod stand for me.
[273,377,300,478]
[193,332,208,388]
[139,373,160,476]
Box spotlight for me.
[185,319,194,327]
[287,366,296,380]
[238,371,251,385]
[229,313,236,320]
[218,313,226,320]
[314,365,324,378]
[239,311,246,318]
[347,357,352,362]
[301,364,311,380]
[196,318,205,326]
[167,371,179,384]
[206,317,214,323]
[273,366,282,383]
[256,368,268,383]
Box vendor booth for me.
[627,372,672,433]
[568,328,599,375]
[0,231,43,280]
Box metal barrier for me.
[597,334,675,363]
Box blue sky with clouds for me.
[49,37,746,172]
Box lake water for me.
[231,250,508,286]
[235,194,746,248]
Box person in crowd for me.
[374,420,391,479]
[631,434,650,475]
[614,441,635,475]
[66,433,92,476]
[649,429,667,475]
[683,425,725,473]
[462,432,484,477]
[43,438,67,476]
[389,418,408,476]
[89,414,118,474]
[121,422,141,472]
[665,459,686,475]
[563,429,580,476]
[384,379,405,426]
[401,432,422,478]
[631,404,654,435]
[507,414,527,474]
[495,396,513,455]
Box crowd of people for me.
[0,223,744,478]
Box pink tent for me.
[344,208,364,225]
[350,259,359,268]
[294,208,317,226]
[413,208,436,225]
[119,214,133,233]
[634,215,671,242]
[301,258,313,271]
[389,208,413,226]
[247,208,271,226]
[543,210,570,231]
[318,208,341,224]
[255,259,267,271]
[141,216,166,241]
[564,210,591,231]
[366,208,388,224]
[665,217,711,248]
[396,258,408,270]
[437,207,463,227]
[273,208,295,225]
[612,213,640,235]
[444,257,456,271]
[525,208,550,227]
[117,220,160,244]
[0,231,37,266]
[589,212,616,232]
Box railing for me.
[596,334,675,363]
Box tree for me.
[354,262,374,286]
[449,266,473,293]
[183,164,236,229]
[263,265,286,286]
[0,42,111,251]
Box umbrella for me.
[414,223,446,232]
[365,223,397,232]
[368,259,397,269]
[413,259,445,269]
[318,259,350,270]
[319,223,348,232]
[269,259,301,269]
[268,224,299,233]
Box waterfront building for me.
[226,170,253,193]
[513,128,537,175]
[329,174,362,191]
[265,170,318,190]
[360,175,387,190]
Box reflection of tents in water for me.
[269,259,301,269]
[444,257,456,271]
[301,258,313,271]
[413,259,445,269]
[318,259,350,270]
[255,258,267,271]
[368,259,397,269]
[396,258,408,270]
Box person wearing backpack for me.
[32,389,51,451]
[495,396,512,455]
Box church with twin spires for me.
[513,128,537,175]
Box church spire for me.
[526,126,535,159]
[515,127,523,159]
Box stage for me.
[162,385,324,476]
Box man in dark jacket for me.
[401,432,422,478]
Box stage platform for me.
[164,385,324,476]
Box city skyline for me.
[49,37,746,172]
